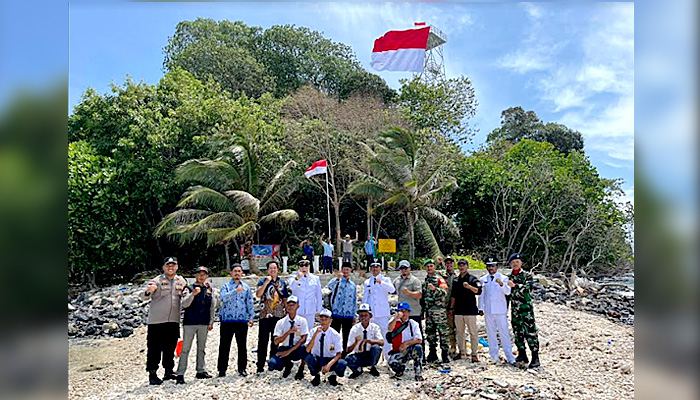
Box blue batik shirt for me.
[219,279,254,323]
[326,277,357,319]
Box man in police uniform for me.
[507,253,540,368]
[305,309,348,386]
[140,257,188,385]
[363,260,395,360]
[345,304,384,378]
[422,258,450,364]
[443,256,457,356]
[288,255,323,330]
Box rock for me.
[461,389,477,396]
[479,393,499,399]
[68,323,78,336]
[492,379,508,388]
[103,322,119,332]
[620,363,633,374]
[120,327,134,338]
[68,303,76,311]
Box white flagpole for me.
[325,168,331,239]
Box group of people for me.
[300,233,379,274]
[140,252,540,386]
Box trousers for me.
[387,344,423,378]
[257,317,280,371]
[176,325,208,375]
[268,345,307,371]
[485,313,515,363]
[305,354,348,376]
[146,322,179,372]
[217,322,248,373]
[345,344,382,372]
[454,315,479,356]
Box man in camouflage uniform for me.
[421,259,450,364]
[443,256,457,357]
[507,253,540,368]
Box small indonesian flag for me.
[304,159,327,178]
[370,26,430,72]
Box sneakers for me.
[218,370,226,378]
[148,370,162,385]
[175,375,185,385]
[348,371,362,379]
[311,375,321,386]
[328,375,339,386]
[282,363,293,378]
[162,370,177,381]
[195,371,213,379]
[368,366,380,377]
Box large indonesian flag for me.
[304,159,327,178]
[370,26,430,72]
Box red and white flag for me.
[304,159,327,178]
[370,26,430,72]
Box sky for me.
[68,1,635,204]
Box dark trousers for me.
[305,354,348,377]
[146,322,180,372]
[346,344,382,372]
[330,317,353,356]
[217,322,248,373]
[365,254,375,271]
[322,256,333,273]
[268,345,307,371]
[257,317,280,371]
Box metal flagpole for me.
[325,167,331,239]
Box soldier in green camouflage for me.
[506,253,540,368]
[421,259,450,364]
[443,256,457,357]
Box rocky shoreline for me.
[68,273,633,340]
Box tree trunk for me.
[366,199,372,239]
[407,212,415,260]
[224,243,231,271]
[334,200,342,253]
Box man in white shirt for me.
[268,296,310,379]
[288,255,323,330]
[319,233,334,274]
[386,302,424,381]
[363,261,396,360]
[304,309,347,386]
[478,256,516,364]
[345,303,384,379]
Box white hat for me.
[358,303,372,313]
[287,295,299,303]
[398,260,411,269]
[319,309,332,317]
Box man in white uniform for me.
[288,255,323,330]
[363,261,395,360]
[305,309,347,386]
[345,304,384,379]
[478,256,516,364]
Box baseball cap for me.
[232,263,242,269]
[397,302,412,311]
[345,234,351,238]
[457,259,468,265]
[484,256,498,266]
[164,257,178,265]
[444,256,454,262]
[195,266,209,274]
[358,303,372,312]
[507,253,522,264]
[398,260,411,269]
[287,295,299,303]
[319,309,332,317]
[423,258,435,266]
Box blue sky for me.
[69,2,634,203]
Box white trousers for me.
[484,313,515,363]
[301,314,315,331]
[371,316,391,361]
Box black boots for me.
[426,348,439,363]
[175,375,185,384]
[515,348,529,364]
[148,370,162,385]
[328,375,339,386]
[311,375,321,386]
[282,363,293,378]
[441,349,450,364]
[162,370,177,381]
[368,366,380,377]
[528,351,540,368]
[294,365,305,380]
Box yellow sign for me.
[377,239,396,253]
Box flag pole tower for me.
[416,23,447,84]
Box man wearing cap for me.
[140,257,188,385]
[341,231,359,267]
[326,262,357,355]
[363,260,396,360]
[422,258,450,364]
[304,309,347,386]
[175,266,217,384]
[269,296,310,379]
[255,260,290,373]
[448,259,482,362]
[478,257,516,364]
[443,256,458,356]
[345,304,384,378]
[507,253,540,368]
[392,260,423,333]
[217,264,255,377]
[386,302,424,381]
[288,255,323,330]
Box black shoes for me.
[282,363,293,378]
[294,366,304,380]
[175,375,185,385]
[148,370,162,385]
[311,375,321,386]
[328,375,339,386]
[348,371,362,379]
[528,351,540,368]
[515,348,529,364]
[238,370,248,377]
[162,370,177,381]
[426,350,439,363]
[218,371,226,378]
[441,350,451,364]
[195,372,212,379]
[368,366,380,377]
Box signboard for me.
[240,244,281,270]
[377,239,396,253]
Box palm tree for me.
[349,127,459,260]
[154,155,298,275]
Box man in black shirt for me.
[448,259,482,362]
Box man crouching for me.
[386,302,424,381]
[305,309,347,386]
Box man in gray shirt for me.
[341,231,358,267]
[392,260,423,334]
